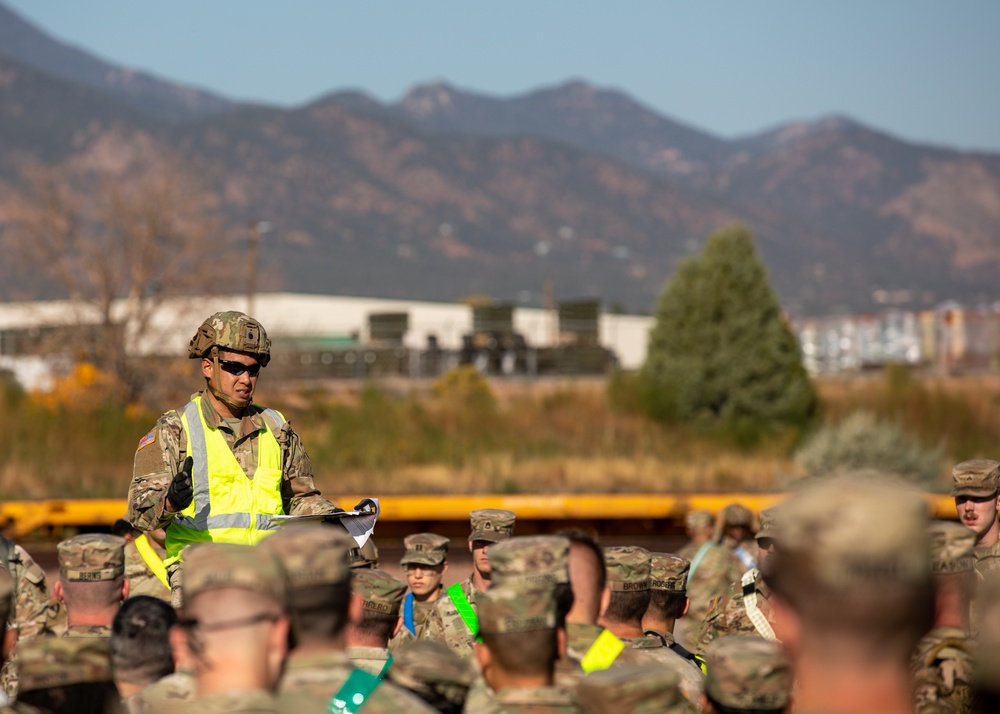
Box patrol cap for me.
[603,546,651,592]
[259,524,353,587]
[181,542,287,605]
[705,635,792,710]
[928,520,976,574]
[649,553,689,592]
[477,584,557,634]
[0,568,14,626]
[348,540,380,569]
[400,533,450,567]
[577,665,686,714]
[352,569,407,616]
[18,637,113,692]
[489,535,570,590]
[685,510,713,529]
[57,534,125,582]
[755,507,779,541]
[387,640,474,708]
[951,459,1000,498]
[469,509,516,543]
[771,475,930,589]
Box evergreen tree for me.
[641,224,817,427]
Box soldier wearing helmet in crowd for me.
[126,311,353,605]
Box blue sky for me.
[6,0,999,151]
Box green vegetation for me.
[640,224,817,440]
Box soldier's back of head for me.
[109,595,177,696]
[704,635,792,714]
[388,640,474,714]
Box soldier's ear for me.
[598,587,611,619]
[392,616,403,638]
[682,596,690,618]
[474,642,492,681]
[53,581,64,603]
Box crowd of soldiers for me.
[2,459,1000,712]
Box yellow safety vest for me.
[134,533,170,588]
[164,396,284,567]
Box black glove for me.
[352,498,377,514]
[167,456,194,511]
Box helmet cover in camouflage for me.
[469,508,516,543]
[705,635,792,710]
[259,524,352,587]
[188,311,271,367]
[685,510,713,530]
[387,640,474,707]
[351,569,407,616]
[477,583,557,634]
[181,542,287,605]
[400,533,450,567]
[928,520,976,574]
[489,535,570,590]
[348,539,380,569]
[577,664,685,714]
[951,459,1000,498]
[755,506,779,541]
[0,568,14,625]
[649,553,689,592]
[603,546,651,592]
[57,534,125,582]
[721,503,754,528]
[772,474,930,588]
[18,636,113,692]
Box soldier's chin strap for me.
[207,346,253,412]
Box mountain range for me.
[1,1,998,316]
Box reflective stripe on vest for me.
[447,582,478,638]
[134,534,170,588]
[164,396,284,566]
[741,568,778,642]
[328,655,393,713]
[733,544,757,570]
[403,593,416,635]
[580,629,625,673]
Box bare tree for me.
[3,154,231,403]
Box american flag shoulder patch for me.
[137,430,156,451]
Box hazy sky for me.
[5,0,999,152]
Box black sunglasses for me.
[218,359,261,377]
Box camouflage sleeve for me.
[417,600,447,644]
[278,421,341,516]
[10,545,50,640]
[128,412,185,532]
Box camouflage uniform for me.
[602,547,703,712]
[123,669,195,713]
[184,691,281,713]
[56,533,125,640]
[386,640,473,711]
[704,635,792,711]
[124,538,171,602]
[420,509,515,660]
[912,521,977,714]
[16,636,113,696]
[715,503,758,571]
[0,539,49,641]
[390,533,450,651]
[577,665,688,714]
[348,569,407,675]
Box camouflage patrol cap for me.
[951,459,1000,498]
[188,311,271,367]
[649,553,689,592]
[469,508,516,543]
[18,637,112,692]
[771,475,930,589]
[348,539,380,569]
[400,533,450,567]
[928,520,976,574]
[0,568,14,626]
[577,664,686,714]
[489,535,570,590]
[603,546,651,592]
[181,542,287,605]
[57,534,125,582]
[721,503,754,527]
[259,524,352,587]
[351,569,407,616]
[756,506,779,541]
[477,584,557,634]
[387,640,474,708]
[685,510,713,529]
[705,635,792,710]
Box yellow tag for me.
[580,629,626,673]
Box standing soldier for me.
[912,521,976,714]
[52,534,128,639]
[951,459,1000,571]
[346,569,407,675]
[126,311,350,604]
[696,506,781,652]
[0,535,49,643]
[391,533,450,650]
[420,509,515,660]
[642,553,705,672]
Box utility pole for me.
[247,221,271,316]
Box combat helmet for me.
[188,311,271,367]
